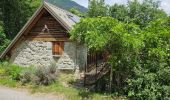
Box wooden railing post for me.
[95,52,98,91]
[84,63,87,87]
[109,65,113,93]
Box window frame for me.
[52,42,64,56]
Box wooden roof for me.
[0,1,80,59]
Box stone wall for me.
[10,40,53,67]
[57,42,77,69]
[76,44,87,70]
[10,40,87,70]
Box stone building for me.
[0,2,87,70]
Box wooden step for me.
[85,62,110,85]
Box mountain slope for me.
[46,0,87,12]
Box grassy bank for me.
[0,62,116,100]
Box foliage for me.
[0,68,5,75]
[0,0,40,53]
[8,65,24,80]
[0,62,24,80]
[0,23,10,54]
[20,70,32,84]
[0,77,18,87]
[0,0,41,39]
[109,4,128,21]
[20,67,35,84]
[109,0,167,28]
[87,0,167,28]
[0,65,114,100]
[69,8,85,17]
[31,73,114,100]
[33,64,59,85]
[0,62,59,86]
[70,16,170,99]
[71,1,169,99]
[87,0,108,17]
[70,16,142,93]
[78,89,93,99]
[70,17,142,51]
[126,17,170,99]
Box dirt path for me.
[0,86,66,100]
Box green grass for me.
[30,83,81,100]
[29,73,113,100]
[0,73,113,100]
[0,77,19,87]
[29,83,112,100]
[0,62,116,100]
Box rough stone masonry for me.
[10,40,87,70]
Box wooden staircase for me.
[84,62,111,86]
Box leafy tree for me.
[69,8,85,17]
[0,1,2,20]
[109,4,128,21]
[70,16,170,99]
[0,22,9,54]
[126,17,170,99]
[70,17,143,92]
[109,0,167,28]
[87,0,108,17]
[1,0,40,39]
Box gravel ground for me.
[0,86,66,100]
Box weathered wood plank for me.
[27,38,71,42]
[23,8,69,41]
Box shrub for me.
[33,64,59,85]
[0,62,24,80]
[0,68,5,75]
[79,89,92,99]
[0,62,34,82]
[7,65,24,80]
[0,62,59,86]
[48,63,58,74]
[20,67,35,84]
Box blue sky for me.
[73,0,170,14]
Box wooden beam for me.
[26,37,71,42]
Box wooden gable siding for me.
[24,9,69,41]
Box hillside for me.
[46,0,87,12]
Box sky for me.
[73,0,170,14]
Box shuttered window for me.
[52,42,64,55]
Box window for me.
[52,42,64,55]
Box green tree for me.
[109,0,167,28]
[69,8,85,17]
[109,4,128,21]
[126,17,170,99]
[70,16,170,99]
[0,22,9,54]
[87,0,108,17]
[0,1,2,20]
[1,0,40,39]
[70,17,143,92]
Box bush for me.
[0,62,59,86]
[79,89,92,99]
[8,65,24,80]
[33,64,59,85]
[0,69,5,75]
[20,67,35,84]
[0,62,24,80]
